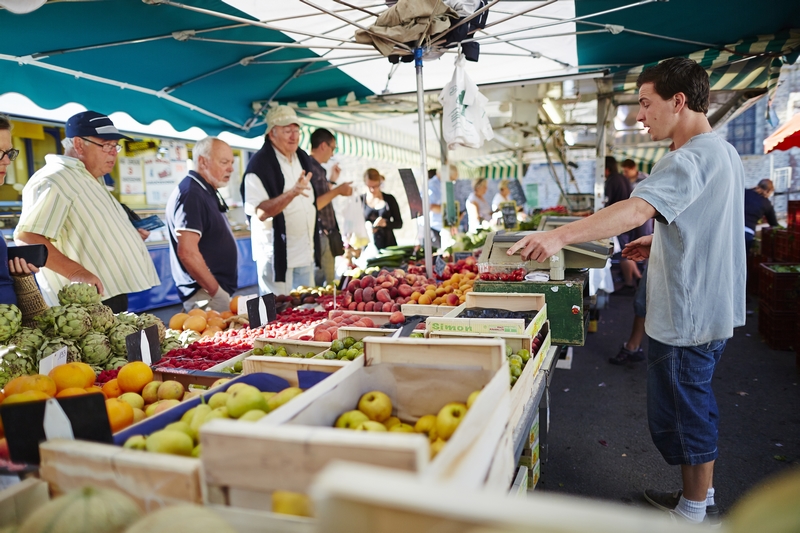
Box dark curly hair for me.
[637,57,709,114]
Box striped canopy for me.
[613,146,670,174]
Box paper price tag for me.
[238,293,258,316]
[43,399,75,441]
[39,347,68,376]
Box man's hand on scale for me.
[506,231,565,263]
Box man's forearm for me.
[255,190,297,221]
[14,231,85,278]
[556,198,656,246]
[178,248,220,295]
[316,189,338,210]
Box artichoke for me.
[9,327,47,359]
[79,332,113,366]
[108,323,138,357]
[138,313,166,343]
[85,303,117,333]
[0,304,23,343]
[160,336,182,355]
[115,312,141,328]
[0,344,36,387]
[34,306,56,335]
[105,356,128,370]
[57,282,101,306]
[52,304,92,340]
[39,337,82,363]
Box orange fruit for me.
[71,362,96,387]
[200,326,222,337]
[206,317,226,329]
[56,387,89,398]
[21,375,57,397]
[50,363,93,392]
[0,391,5,405]
[102,379,123,398]
[84,386,107,398]
[206,310,221,319]
[187,308,207,318]
[230,295,242,314]
[106,398,134,433]
[220,311,234,319]
[4,375,34,396]
[169,313,189,330]
[117,362,153,394]
[3,390,50,405]
[183,315,207,333]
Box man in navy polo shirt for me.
[165,136,237,312]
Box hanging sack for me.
[438,55,494,150]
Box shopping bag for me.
[438,55,494,150]
[340,195,369,248]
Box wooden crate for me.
[242,356,350,388]
[311,462,698,533]
[0,477,49,527]
[330,310,392,326]
[39,440,202,511]
[426,292,546,337]
[401,303,454,317]
[336,326,395,340]
[253,338,331,355]
[200,337,511,508]
[151,367,234,390]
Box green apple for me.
[355,421,388,431]
[517,349,531,362]
[119,392,144,410]
[383,416,401,429]
[227,386,269,418]
[335,410,369,429]
[181,406,197,424]
[436,402,468,441]
[508,354,524,367]
[157,380,185,401]
[191,444,202,458]
[145,429,194,456]
[262,391,277,403]
[226,383,253,394]
[208,392,229,410]
[466,390,480,410]
[210,378,232,389]
[123,435,146,450]
[189,404,213,437]
[132,408,146,424]
[238,409,267,422]
[165,421,194,442]
[266,387,302,413]
[389,423,415,433]
[357,391,392,422]
[141,380,162,405]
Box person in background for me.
[466,178,491,233]
[425,168,443,251]
[14,111,159,312]
[744,178,779,254]
[0,115,19,305]
[508,57,743,525]
[308,128,353,286]
[165,137,237,313]
[621,158,648,186]
[491,179,512,212]
[242,106,318,296]
[362,169,402,250]
[605,156,640,291]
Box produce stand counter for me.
[128,232,257,313]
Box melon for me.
[124,504,236,533]
[19,486,141,533]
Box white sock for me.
[706,488,716,507]
[675,495,706,523]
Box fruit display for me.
[508,330,546,387]
[316,337,364,361]
[122,383,303,457]
[341,269,443,311]
[333,389,479,459]
[458,307,539,324]
[312,311,377,342]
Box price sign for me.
[39,347,67,376]
[247,294,277,328]
[399,169,423,219]
[500,201,519,230]
[126,325,162,365]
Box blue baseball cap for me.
[65,111,133,141]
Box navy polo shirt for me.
[165,171,238,301]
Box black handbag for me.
[327,229,345,257]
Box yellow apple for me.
[383,416,401,429]
[355,421,388,432]
[335,410,369,429]
[357,391,392,422]
[436,402,468,441]
[466,390,480,410]
[389,423,415,433]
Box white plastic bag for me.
[438,55,494,150]
[339,195,369,248]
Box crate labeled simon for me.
[426,292,546,337]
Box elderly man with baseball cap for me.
[14,111,159,312]
[241,105,320,295]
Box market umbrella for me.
[764,113,800,153]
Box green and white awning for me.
[612,29,800,100]
[613,146,670,174]
[459,152,519,180]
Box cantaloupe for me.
[18,486,141,533]
[124,504,236,533]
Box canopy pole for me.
[415,47,433,280]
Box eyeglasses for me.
[0,148,19,161]
[80,137,122,153]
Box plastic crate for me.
[760,227,776,260]
[788,201,800,232]
[773,230,794,262]
[758,263,800,312]
[747,254,766,297]
[758,301,798,351]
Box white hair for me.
[193,136,218,167]
[61,137,75,151]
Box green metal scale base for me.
[474,270,588,346]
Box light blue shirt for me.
[428,175,442,230]
[631,132,746,346]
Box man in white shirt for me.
[240,106,318,295]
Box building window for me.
[727,106,756,155]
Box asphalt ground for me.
[537,287,800,516]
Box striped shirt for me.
[15,154,160,306]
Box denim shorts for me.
[633,263,647,318]
[647,337,727,466]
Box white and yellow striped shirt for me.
[15,154,160,306]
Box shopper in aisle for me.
[14,111,159,313]
[241,105,318,296]
[165,137,237,313]
[465,178,491,233]
[508,57,745,525]
[427,164,460,251]
[605,156,640,292]
[491,180,512,212]
[621,158,648,186]
[362,168,402,250]
[744,179,779,254]
[308,128,352,286]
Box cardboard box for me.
[200,337,511,508]
[426,292,546,337]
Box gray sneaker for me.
[645,489,721,528]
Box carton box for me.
[200,337,511,508]
[426,292,546,337]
